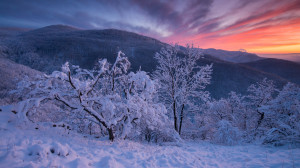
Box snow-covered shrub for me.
[263,128,291,146]
[139,127,180,143]
[178,116,204,140]
[213,120,240,145]
[199,99,231,140]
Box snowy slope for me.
[0,108,299,168]
[0,57,42,105]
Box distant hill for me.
[1,25,298,98]
[24,24,78,34]
[258,53,300,63]
[196,55,288,97]
[243,58,300,85]
[201,48,263,63]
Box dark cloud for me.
[0,0,213,35]
[132,0,182,26]
[182,0,214,29]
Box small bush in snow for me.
[213,120,240,145]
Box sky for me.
[0,0,300,58]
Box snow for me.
[0,109,299,168]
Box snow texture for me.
[0,107,299,168]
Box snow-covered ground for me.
[0,109,299,168]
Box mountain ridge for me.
[201,48,263,63]
[0,25,298,98]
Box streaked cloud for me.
[0,0,299,54]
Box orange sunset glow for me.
[173,19,300,54]
[161,0,300,58]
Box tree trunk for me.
[173,100,178,132]
[83,108,115,142]
[107,127,114,141]
[256,110,264,129]
[112,72,115,91]
[179,104,184,135]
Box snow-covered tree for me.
[153,44,212,135]
[199,98,231,140]
[260,82,300,145]
[200,91,253,142]
[207,98,231,121]
[8,51,173,142]
[226,92,249,131]
[247,78,278,131]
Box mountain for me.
[201,48,263,63]
[1,25,298,98]
[3,25,165,73]
[25,24,78,34]
[196,55,288,97]
[243,58,300,85]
